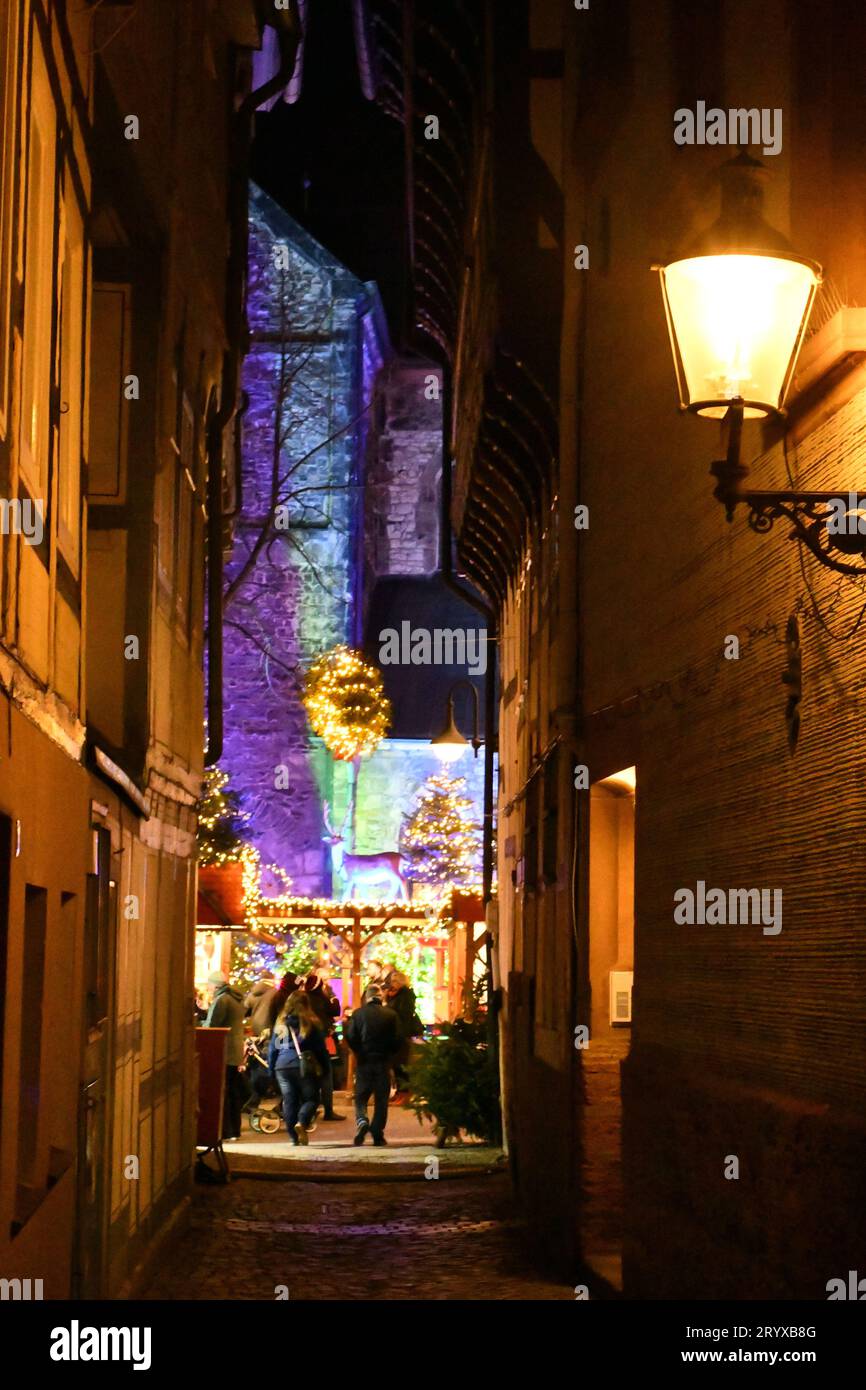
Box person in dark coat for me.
[385,970,423,1098]
[244,975,278,1035]
[345,985,400,1146]
[304,971,344,1120]
[205,971,247,1139]
[267,990,329,1145]
[266,971,302,1029]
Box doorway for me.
[580,766,635,1291]
[74,824,113,1298]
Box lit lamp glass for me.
[658,251,819,418]
[656,152,821,419]
[430,697,470,763]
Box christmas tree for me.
[197,767,250,865]
[230,928,320,992]
[400,774,482,889]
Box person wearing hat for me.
[205,971,247,1140]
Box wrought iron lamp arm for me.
[709,398,866,577]
[447,679,483,754]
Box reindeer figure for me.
[322,801,410,903]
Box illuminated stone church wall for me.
[221,187,387,894]
[221,188,487,898]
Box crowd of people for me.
[199,962,423,1148]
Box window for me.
[0,2,20,437]
[175,397,196,629]
[156,446,177,598]
[19,31,57,502]
[0,815,11,1142]
[671,0,725,114]
[523,773,540,894]
[84,827,111,1031]
[157,392,199,630]
[57,181,86,573]
[542,753,558,884]
[18,886,47,1187]
[590,0,630,83]
[88,283,130,502]
[157,351,183,603]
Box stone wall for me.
[221,191,378,895]
[364,359,442,587]
[221,197,484,899]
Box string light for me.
[197,767,250,866]
[400,773,482,891]
[197,759,485,997]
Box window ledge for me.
[792,307,866,398]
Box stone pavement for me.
[221,1091,502,1178]
[140,1169,575,1301]
[580,1033,629,1293]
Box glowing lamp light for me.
[654,153,866,580]
[430,697,470,763]
[655,152,820,419]
[658,252,819,418]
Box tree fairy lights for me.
[302,644,391,761]
[400,774,482,890]
[231,924,322,990]
[197,767,250,865]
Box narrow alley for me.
[140,1169,574,1302]
[1,0,864,1369]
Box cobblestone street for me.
[141,1170,574,1301]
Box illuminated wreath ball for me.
[302,645,391,761]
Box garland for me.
[302,644,391,761]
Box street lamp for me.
[657,154,820,420]
[656,153,866,575]
[430,681,482,762]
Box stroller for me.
[241,1034,283,1133]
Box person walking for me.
[385,969,423,1100]
[267,989,329,1145]
[304,970,344,1120]
[205,971,247,1140]
[345,984,400,1146]
[266,970,302,1029]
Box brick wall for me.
[487,0,866,1299]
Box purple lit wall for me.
[219,185,388,895]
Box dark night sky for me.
[250,0,407,336]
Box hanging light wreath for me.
[302,644,391,761]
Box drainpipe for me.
[439,364,496,900]
[439,363,501,1139]
[239,1,303,117]
[224,390,250,526]
[205,6,303,767]
[205,399,226,768]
